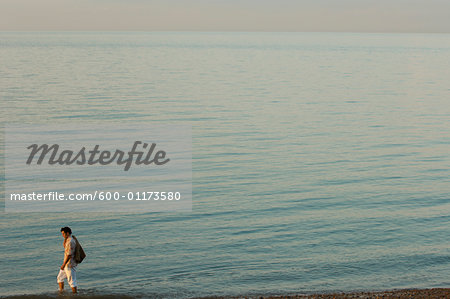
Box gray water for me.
[1,32,449,298]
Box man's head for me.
[60,226,72,238]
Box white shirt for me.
[64,236,78,268]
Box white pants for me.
[57,266,77,288]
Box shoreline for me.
[1,288,449,299]
[196,288,450,299]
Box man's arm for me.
[61,253,71,270]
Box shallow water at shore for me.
[2,288,450,299]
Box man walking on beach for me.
[57,227,78,293]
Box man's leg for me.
[57,269,66,292]
[64,266,78,294]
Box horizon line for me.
[1,30,449,34]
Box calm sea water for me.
[0,32,449,298]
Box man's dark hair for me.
[60,227,72,234]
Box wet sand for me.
[197,288,450,299]
[2,288,449,298]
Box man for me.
[57,227,78,293]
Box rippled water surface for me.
[0,32,449,298]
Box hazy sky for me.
[1,0,450,32]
